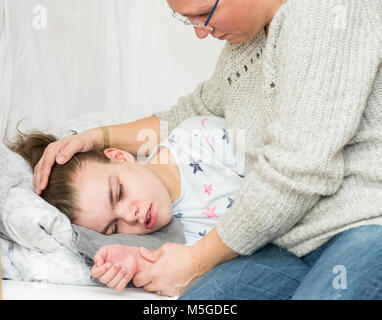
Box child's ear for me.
[103,148,135,163]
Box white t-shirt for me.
[146,116,246,245]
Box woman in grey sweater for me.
[34,0,382,299]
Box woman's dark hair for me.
[5,129,110,221]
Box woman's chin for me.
[227,37,245,44]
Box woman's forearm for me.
[90,115,161,156]
[191,228,239,277]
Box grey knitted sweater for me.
[155,0,382,257]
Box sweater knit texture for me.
[155,0,382,257]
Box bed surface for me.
[2,280,174,300]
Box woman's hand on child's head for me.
[33,128,101,194]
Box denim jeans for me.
[179,225,382,300]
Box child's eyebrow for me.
[108,175,115,210]
[101,175,116,234]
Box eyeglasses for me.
[172,0,220,31]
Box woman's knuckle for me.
[46,142,56,151]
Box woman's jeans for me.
[179,225,382,300]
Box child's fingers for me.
[114,265,136,291]
[106,266,127,289]
[99,264,122,284]
[93,247,108,267]
[115,272,132,291]
[94,256,105,268]
[91,262,112,278]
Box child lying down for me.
[9,116,246,291]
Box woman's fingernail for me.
[57,155,65,163]
[106,262,112,268]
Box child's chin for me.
[151,221,168,233]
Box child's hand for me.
[91,262,134,291]
[91,244,139,291]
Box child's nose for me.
[120,204,140,224]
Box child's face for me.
[73,153,173,235]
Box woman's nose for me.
[194,27,212,39]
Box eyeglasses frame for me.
[172,0,220,31]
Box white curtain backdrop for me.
[0,0,224,139]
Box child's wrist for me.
[134,247,147,273]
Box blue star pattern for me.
[227,197,234,209]
[198,230,207,237]
[222,128,230,144]
[168,134,176,143]
[168,116,248,246]
[189,160,203,174]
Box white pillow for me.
[0,111,145,284]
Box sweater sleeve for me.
[216,0,382,255]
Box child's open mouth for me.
[145,204,155,229]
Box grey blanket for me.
[72,218,186,265]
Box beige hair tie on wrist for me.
[100,126,110,149]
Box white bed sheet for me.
[2,279,175,300]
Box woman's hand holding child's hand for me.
[91,244,151,291]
